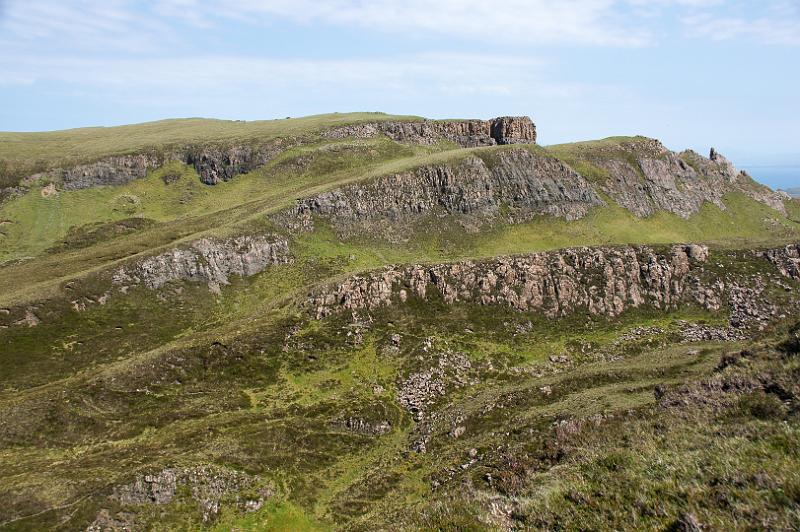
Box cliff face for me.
[13,116,789,227]
[324,116,537,147]
[758,244,800,280]
[306,244,719,319]
[274,148,602,238]
[31,117,536,190]
[59,154,167,190]
[113,235,291,290]
[185,141,291,185]
[586,140,787,218]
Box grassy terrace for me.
[0,112,422,171]
[1,119,799,529]
[1,136,798,308]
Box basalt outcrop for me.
[758,244,800,280]
[25,117,537,190]
[51,141,294,189]
[184,141,291,185]
[584,140,787,218]
[325,116,537,147]
[274,148,603,238]
[58,153,167,190]
[113,234,291,290]
[306,244,720,320]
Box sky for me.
[0,0,798,187]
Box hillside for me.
[1,114,799,531]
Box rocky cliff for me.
[184,141,292,185]
[271,141,789,241]
[306,244,720,319]
[758,244,800,280]
[584,140,786,218]
[113,234,291,291]
[25,117,536,190]
[324,116,536,147]
[58,153,167,190]
[274,147,603,238]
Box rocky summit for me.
[1,112,800,531]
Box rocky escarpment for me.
[325,116,536,147]
[113,234,291,291]
[306,244,719,319]
[758,244,800,280]
[26,117,536,190]
[184,140,292,185]
[47,140,294,189]
[582,139,787,218]
[57,153,167,190]
[274,148,603,238]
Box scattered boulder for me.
[110,465,268,523]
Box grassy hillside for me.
[0,112,423,188]
[1,136,798,308]
[1,117,799,530]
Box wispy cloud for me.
[3,0,798,57]
[1,0,657,49]
[185,0,652,47]
[0,51,552,93]
[682,1,800,45]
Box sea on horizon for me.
[741,165,800,195]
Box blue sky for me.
[0,0,798,187]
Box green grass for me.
[0,113,424,187]
[1,120,799,530]
[213,500,325,531]
[471,191,800,256]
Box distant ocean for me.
[741,166,800,195]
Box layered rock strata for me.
[306,244,719,319]
[32,117,537,189]
[113,234,291,290]
[587,141,787,218]
[274,148,603,237]
[325,116,537,147]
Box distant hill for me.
[784,187,800,198]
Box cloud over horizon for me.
[0,0,797,174]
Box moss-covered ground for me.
[1,128,799,530]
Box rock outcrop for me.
[113,234,291,290]
[758,244,800,280]
[490,117,538,145]
[306,244,719,319]
[274,148,603,238]
[60,153,166,190]
[30,117,536,190]
[564,138,786,218]
[325,116,537,147]
[101,465,268,524]
[598,141,784,217]
[185,141,290,185]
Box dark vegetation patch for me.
[47,217,157,252]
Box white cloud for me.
[0,0,655,49]
[197,0,651,46]
[0,51,548,92]
[683,3,800,46]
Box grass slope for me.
[0,113,423,187]
[1,122,799,530]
